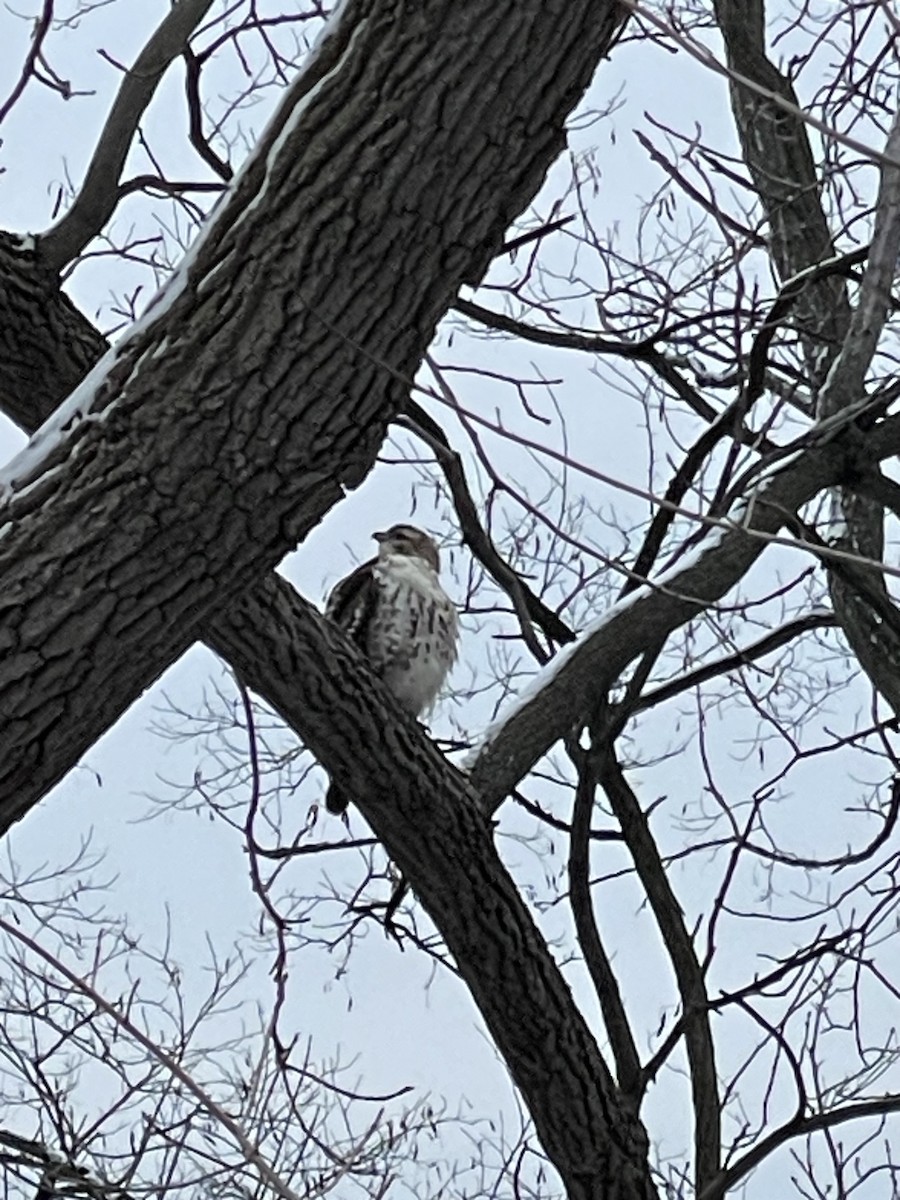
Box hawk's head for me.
[374,524,441,572]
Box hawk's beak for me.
[373,530,388,543]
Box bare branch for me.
[629,610,837,716]
[182,43,236,183]
[37,0,217,270]
[404,389,574,651]
[0,1,53,125]
[627,0,900,171]
[567,741,642,1101]
[596,742,720,1192]
[704,1093,900,1200]
[0,915,310,1200]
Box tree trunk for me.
[0,3,673,1195]
[0,0,624,806]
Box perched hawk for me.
[323,523,459,814]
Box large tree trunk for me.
[0,0,623,806]
[0,4,672,1197]
[4,5,900,1193]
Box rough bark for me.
[714,0,851,361]
[0,0,626,807]
[206,578,659,1200]
[0,4,671,1195]
[0,233,108,431]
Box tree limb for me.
[37,0,217,270]
[201,574,659,1200]
[0,0,626,815]
[702,1093,900,1200]
[567,740,642,1103]
[627,610,836,716]
[596,742,720,1192]
[467,412,900,811]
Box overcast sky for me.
[2,3,898,1197]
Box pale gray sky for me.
[1,4,897,1196]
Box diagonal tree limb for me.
[36,0,217,271]
[595,740,719,1194]
[466,410,900,811]
[201,574,659,1200]
[626,610,836,717]
[182,44,235,184]
[0,0,627,811]
[700,1092,900,1200]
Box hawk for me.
[323,523,459,814]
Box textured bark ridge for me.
[0,0,626,809]
[714,0,851,363]
[207,581,659,1200]
[0,233,108,431]
[0,4,671,1196]
[2,5,900,1194]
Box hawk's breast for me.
[367,555,458,716]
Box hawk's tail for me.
[325,782,349,815]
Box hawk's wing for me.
[323,557,381,817]
[324,556,380,649]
